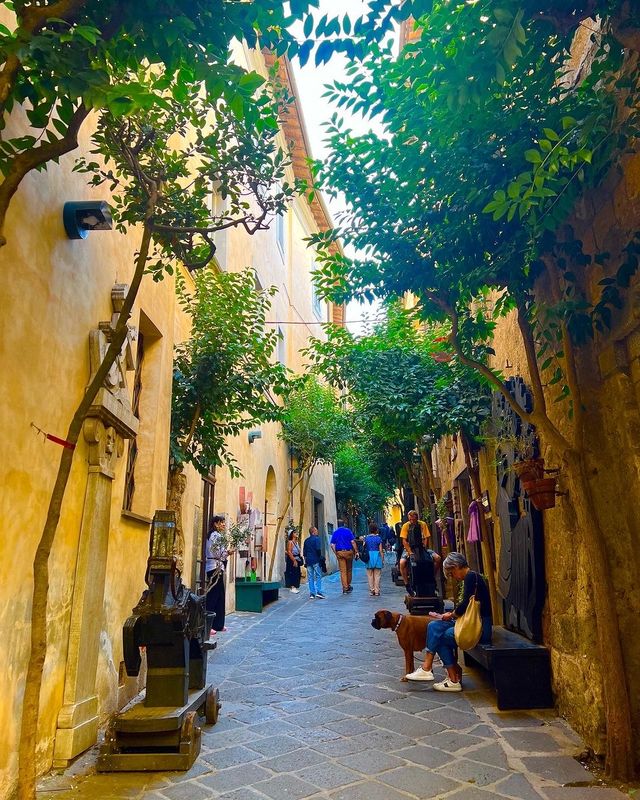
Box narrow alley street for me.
[39,565,627,800]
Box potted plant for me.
[522,476,558,511]
[513,457,546,483]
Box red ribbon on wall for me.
[46,433,76,451]
[31,423,76,451]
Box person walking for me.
[330,519,358,594]
[379,519,394,553]
[284,530,302,593]
[205,515,229,636]
[364,522,384,596]
[406,552,492,690]
[303,526,325,598]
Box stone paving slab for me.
[295,762,361,790]
[502,727,566,752]
[394,744,451,769]
[521,755,596,784]
[378,763,460,795]
[436,754,508,786]
[36,563,631,800]
[495,771,546,799]
[334,748,406,775]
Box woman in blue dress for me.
[364,523,385,596]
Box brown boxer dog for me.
[371,609,431,681]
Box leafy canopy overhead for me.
[333,441,396,521]
[309,1,640,349]
[280,375,352,472]
[305,306,492,445]
[0,0,320,243]
[77,76,296,278]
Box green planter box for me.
[235,580,280,613]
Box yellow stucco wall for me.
[0,41,337,800]
[0,105,179,790]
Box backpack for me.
[359,540,370,564]
[407,523,424,551]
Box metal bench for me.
[235,580,280,613]
[463,625,553,710]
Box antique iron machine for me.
[98,511,220,771]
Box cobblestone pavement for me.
[39,563,629,800]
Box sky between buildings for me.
[291,0,392,335]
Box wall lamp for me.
[63,201,113,240]
[248,430,262,444]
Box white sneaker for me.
[406,667,434,682]
[290,587,300,594]
[433,678,462,692]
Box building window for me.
[210,184,228,270]
[277,326,286,366]
[275,210,285,259]
[123,332,144,511]
[311,281,325,321]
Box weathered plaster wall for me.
[0,100,183,793]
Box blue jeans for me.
[427,618,492,667]
[307,562,323,595]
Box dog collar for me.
[392,614,403,632]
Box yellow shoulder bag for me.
[454,573,483,650]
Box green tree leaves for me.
[280,375,352,474]
[0,0,316,240]
[171,269,289,477]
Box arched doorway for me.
[264,467,278,579]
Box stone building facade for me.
[399,12,640,769]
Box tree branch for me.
[182,401,201,453]
[424,290,537,428]
[515,299,548,418]
[0,103,89,247]
[0,0,88,116]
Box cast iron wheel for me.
[205,686,220,725]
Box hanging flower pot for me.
[522,477,557,511]
[513,458,545,483]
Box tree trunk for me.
[267,471,305,581]
[296,468,313,540]
[401,456,425,512]
[267,511,288,581]
[419,447,435,506]
[563,449,635,780]
[17,223,152,800]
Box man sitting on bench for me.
[399,510,441,592]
